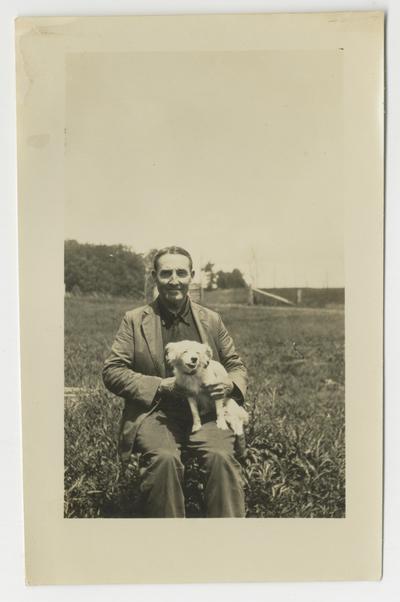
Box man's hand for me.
[158,377,177,395]
[202,378,234,401]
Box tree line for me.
[65,240,145,297]
[65,240,247,297]
[202,261,247,290]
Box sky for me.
[65,50,344,287]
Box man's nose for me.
[169,272,179,283]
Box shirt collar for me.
[157,295,191,327]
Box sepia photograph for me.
[64,48,345,519]
[16,12,383,584]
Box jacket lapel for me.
[141,303,166,378]
[191,302,208,343]
[191,301,219,359]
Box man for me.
[102,246,248,517]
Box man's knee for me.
[202,447,235,469]
[147,447,183,470]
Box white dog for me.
[165,340,249,435]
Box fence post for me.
[297,288,303,305]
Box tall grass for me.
[65,297,345,518]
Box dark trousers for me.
[133,402,245,518]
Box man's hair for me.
[153,246,193,272]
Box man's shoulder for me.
[191,301,221,324]
[124,303,155,321]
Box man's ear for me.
[151,270,157,281]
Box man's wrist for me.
[226,378,234,395]
[157,377,176,396]
[153,379,163,399]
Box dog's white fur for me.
[165,340,249,434]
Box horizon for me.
[65,237,344,289]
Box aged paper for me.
[16,12,383,584]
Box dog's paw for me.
[216,418,229,430]
[232,424,244,436]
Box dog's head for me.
[165,340,212,375]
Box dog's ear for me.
[165,343,177,365]
[202,344,212,368]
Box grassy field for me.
[65,296,345,518]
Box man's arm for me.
[102,312,162,408]
[215,314,248,404]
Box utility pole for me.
[248,247,259,289]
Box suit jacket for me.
[102,298,248,460]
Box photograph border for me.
[16,12,383,584]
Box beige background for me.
[65,49,344,287]
[16,12,383,584]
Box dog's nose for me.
[190,356,198,363]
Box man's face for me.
[153,253,194,308]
